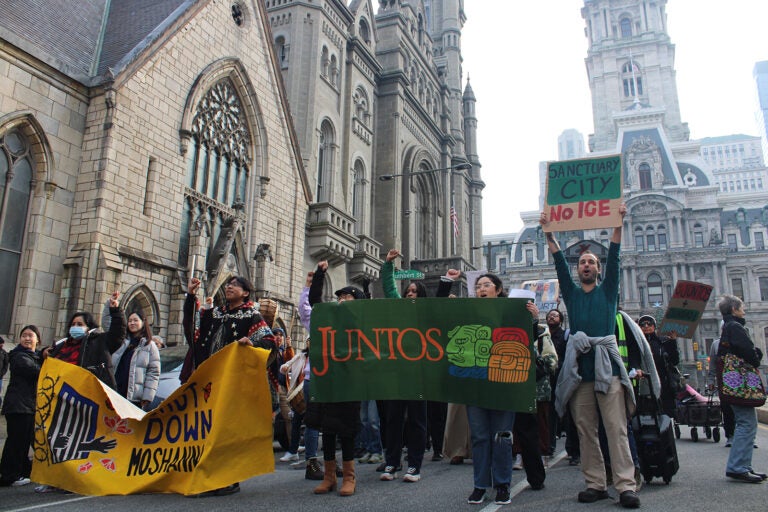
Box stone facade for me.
[0,1,310,343]
[266,0,483,298]
[486,0,768,384]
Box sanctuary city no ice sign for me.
[543,154,624,232]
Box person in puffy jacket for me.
[0,325,43,487]
[112,310,160,410]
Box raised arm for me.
[611,203,627,244]
[540,211,561,255]
[381,249,402,299]
[309,261,328,306]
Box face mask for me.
[69,326,88,339]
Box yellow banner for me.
[32,344,274,495]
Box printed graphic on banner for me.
[658,280,714,338]
[543,154,623,232]
[32,344,273,496]
[521,280,560,311]
[310,298,536,412]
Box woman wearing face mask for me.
[0,325,42,487]
[112,311,160,410]
[46,291,126,389]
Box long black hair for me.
[68,311,98,330]
[127,310,153,342]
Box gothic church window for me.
[0,129,33,333]
[352,159,365,223]
[180,78,251,266]
[359,19,371,45]
[317,121,335,202]
[321,46,329,77]
[275,36,289,68]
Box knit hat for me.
[638,315,656,326]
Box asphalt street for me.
[1,423,767,512]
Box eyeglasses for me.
[639,321,654,327]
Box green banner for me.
[309,298,536,412]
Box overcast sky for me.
[460,0,768,236]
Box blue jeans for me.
[360,400,383,454]
[466,405,515,489]
[726,405,758,474]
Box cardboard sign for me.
[543,155,623,232]
[658,280,714,338]
[521,279,560,311]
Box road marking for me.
[478,450,567,511]
[6,495,93,511]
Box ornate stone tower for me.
[582,0,689,152]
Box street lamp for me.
[378,162,472,181]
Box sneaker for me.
[513,454,523,470]
[577,488,610,503]
[569,455,580,466]
[34,485,59,494]
[376,461,387,472]
[358,452,371,463]
[619,490,641,508]
[432,452,444,462]
[11,477,30,487]
[214,483,241,496]
[725,437,733,447]
[494,485,511,505]
[305,458,324,480]
[403,466,421,482]
[467,487,487,504]
[279,451,298,462]
[290,459,304,469]
[368,453,383,464]
[298,445,306,454]
[634,466,643,491]
[380,466,397,481]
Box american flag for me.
[450,204,460,239]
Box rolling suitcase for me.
[631,387,679,484]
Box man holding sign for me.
[541,203,641,509]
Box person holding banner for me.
[181,276,276,496]
[47,291,126,389]
[0,325,42,487]
[465,273,516,506]
[304,261,362,497]
[112,311,161,411]
[378,249,455,483]
[542,204,641,509]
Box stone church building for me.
[0,0,481,343]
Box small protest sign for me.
[658,280,714,338]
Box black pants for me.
[385,400,427,471]
[322,433,355,462]
[513,413,545,487]
[722,401,735,439]
[563,408,580,457]
[427,401,447,455]
[0,414,34,483]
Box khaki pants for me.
[570,377,635,493]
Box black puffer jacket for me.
[50,307,126,389]
[1,346,42,415]
[718,314,762,367]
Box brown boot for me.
[313,460,337,494]
[339,460,356,496]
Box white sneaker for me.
[11,477,30,487]
[403,466,421,482]
[279,452,299,462]
[513,454,523,470]
[380,465,397,481]
[297,445,306,453]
